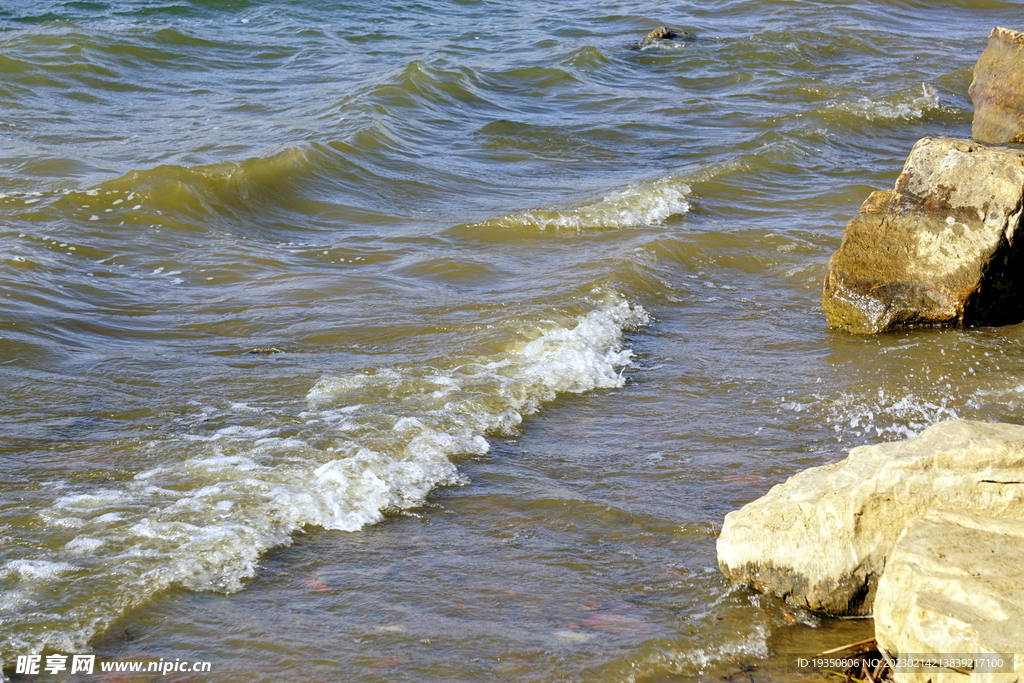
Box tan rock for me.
[823,136,1024,334]
[874,509,1024,683]
[716,420,1024,615]
[970,27,1024,144]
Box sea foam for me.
[0,291,648,665]
[829,83,947,123]
[467,177,691,232]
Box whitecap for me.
[467,177,691,232]
[829,83,948,123]
[2,292,648,661]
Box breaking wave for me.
[456,176,691,234]
[825,83,950,123]
[0,292,648,665]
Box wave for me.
[93,145,347,224]
[0,142,409,241]
[0,291,648,665]
[452,176,691,236]
[597,590,803,682]
[823,83,952,123]
[361,60,496,115]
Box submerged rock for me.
[644,26,676,41]
[716,420,1024,615]
[822,136,1024,334]
[632,26,695,49]
[970,27,1024,144]
[875,509,1024,683]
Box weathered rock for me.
[970,27,1024,144]
[716,420,1024,615]
[875,509,1024,683]
[822,136,1024,334]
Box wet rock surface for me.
[644,26,676,41]
[823,136,1024,334]
[716,420,1024,615]
[970,27,1024,144]
[631,26,695,49]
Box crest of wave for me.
[831,83,947,122]
[0,292,648,667]
[303,290,651,531]
[479,177,691,232]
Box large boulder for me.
[874,509,1024,683]
[970,27,1024,144]
[716,420,1024,615]
[822,136,1024,334]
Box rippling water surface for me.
[3,1,1024,681]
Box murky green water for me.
[3,1,1024,681]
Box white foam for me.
[306,372,388,405]
[832,83,945,122]
[0,561,76,581]
[638,40,688,52]
[187,453,261,472]
[825,387,961,441]
[64,537,104,553]
[472,177,690,232]
[52,490,127,511]
[3,292,648,660]
[212,425,276,439]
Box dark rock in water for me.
[644,26,676,41]
[970,27,1024,144]
[631,26,696,50]
[822,136,1024,334]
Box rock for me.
[631,26,695,49]
[822,136,1024,334]
[875,509,1024,683]
[716,420,1024,615]
[970,27,1024,144]
[644,26,676,41]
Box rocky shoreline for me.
[718,27,1024,683]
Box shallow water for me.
[3,0,1024,681]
